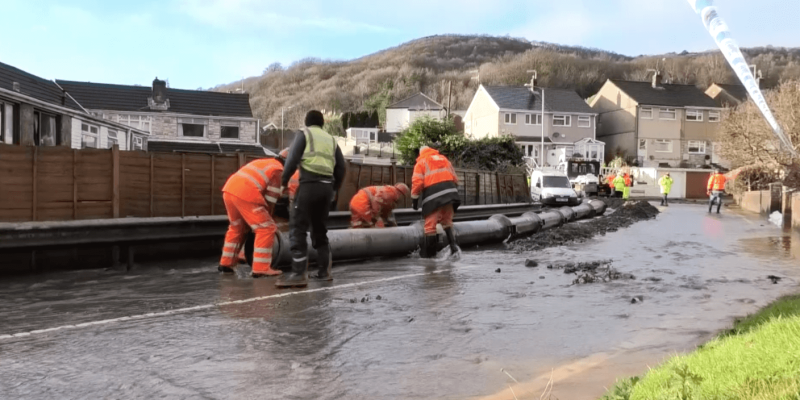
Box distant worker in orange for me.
[411,146,461,258]
[349,183,410,228]
[707,169,727,214]
[218,152,287,278]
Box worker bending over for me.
[350,183,410,228]
[276,110,346,288]
[707,169,727,214]
[411,146,461,258]
[218,152,286,278]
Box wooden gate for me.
[686,171,711,199]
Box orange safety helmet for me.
[394,183,410,197]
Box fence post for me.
[237,151,246,168]
[181,153,186,218]
[475,174,481,205]
[72,149,78,219]
[149,153,154,217]
[210,155,215,215]
[32,147,38,221]
[495,172,502,204]
[112,145,120,218]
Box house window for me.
[653,139,673,153]
[178,118,208,137]
[709,111,721,122]
[641,107,653,119]
[0,102,5,144]
[504,113,517,125]
[107,129,119,148]
[34,112,57,147]
[132,136,145,151]
[688,140,706,154]
[524,114,542,125]
[553,115,571,126]
[220,121,240,139]
[81,123,99,148]
[577,116,591,128]
[686,109,703,122]
[117,114,152,132]
[659,108,676,120]
[639,139,647,151]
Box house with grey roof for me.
[0,60,148,150]
[589,73,726,168]
[57,78,267,155]
[464,84,600,167]
[385,92,444,134]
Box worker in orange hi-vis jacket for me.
[218,152,287,278]
[349,183,410,229]
[411,146,461,258]
[707,169,727,214]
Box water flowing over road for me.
[1,204,798,399]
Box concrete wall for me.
[601,131,636,162]
[464,87,499,139]
[793,193,800,232]
[386,109,407,133]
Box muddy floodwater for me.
[0,204,798,399]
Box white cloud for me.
[175,0,396,33]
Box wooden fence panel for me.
[214,155,238,215]
[185,154,213,216]
[152,153,182,217]
[119,151,152,218]
[0,146,33,222]
[37,147,74,221]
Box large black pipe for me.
[272,199,609,267]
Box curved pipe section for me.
[271,201,610,267]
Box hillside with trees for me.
[214,35,800,130]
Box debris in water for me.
[767,275,782,284]
[510,200,659,251]
[495,268,501,273]
[376,295,382,300]
[524,259,538,267]
[566,260,635,285]
[769,212,783,227]
[539,276,545,279]
[631,295,644,304]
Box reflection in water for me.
[737,232,800,260]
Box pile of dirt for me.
[510,200,659,252]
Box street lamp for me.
[281,105,295,150]
[524,70,545,168]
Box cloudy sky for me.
[1,0,797,89]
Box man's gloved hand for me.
[412,198,419,211]
[279,186,286,196]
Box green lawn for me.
[601,295,800,400]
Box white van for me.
[530,169,581,206]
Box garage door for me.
[686,172,711,199]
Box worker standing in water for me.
[707,169,727,214]
[658,173,674,206]
[218,151,287,278]
[411,146,461,258]
[349,183,410,228]
[276,110,346,288]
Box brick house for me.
[57,78,266,155]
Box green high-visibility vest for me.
[301,126,337,176]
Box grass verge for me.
[600,294,800,400]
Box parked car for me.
[530,169,581,206]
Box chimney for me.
[148,77,170,110]
[652,71,663,89]
[12,82,20,92]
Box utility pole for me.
[447,80,452,118]
[524,70,545,167]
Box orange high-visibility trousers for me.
[220,192,278,274]
[423,204,454,235]
[349,190,380,228]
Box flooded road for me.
[1,204,798,399]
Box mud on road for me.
[510,199,660,252]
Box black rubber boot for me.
[275,258,308,288]
[314,245,333,281]
[444,227,459,255]
[420,235,436,258]
[218,265,235,273]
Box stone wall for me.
[793,192,800,232]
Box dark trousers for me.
[614,190,623,198]
[661,193,669,205]
[290,181,334,270]
[709,191,723,213]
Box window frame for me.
[708,111,721,123]
[687,140,706,154]
[0,102,4,144]
[81,122,99,149]
[577,116,591,128]
[685,109,704,122]
[639,139,647,151]
[220,125,240,139]
[653,139,673,153]
[178,118,208,138]
[553,115,571,127]
[504,113,517,125]
[659,108,677,120]
[640,107,653,119]
[107,129,120,149]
